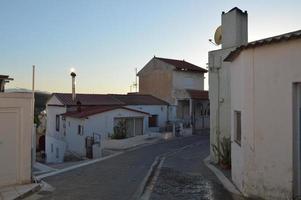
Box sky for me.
[1,0,301,94]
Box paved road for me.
[28,135,213,200]
[149,135,234,200]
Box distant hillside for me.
[5,88,51,115]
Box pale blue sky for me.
[1,0,301,93]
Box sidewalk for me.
[0,183,40,200]
[103,129,193,150]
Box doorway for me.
[293,83,301,199]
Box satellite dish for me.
[214,26,222,45]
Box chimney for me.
[221,7,248,49]
[70,72,76,101]
[0,75,13,92]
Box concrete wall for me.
[0,93,33,187]
[139,58,174,104]
[230,39,301,199]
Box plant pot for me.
[220,161,231,170]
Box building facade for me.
[138,56,209,130]
[226,30,301,199]
[45,93,168,163]
[208,7,248,162]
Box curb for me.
[203,156,241,196]
[15,184,41,200]
[132,155,163,200]
[134,141,202,200]
[35,151,123,180]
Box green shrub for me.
[212,136,231,168]
[111,120,127,139]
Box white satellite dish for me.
[214,26,222,45]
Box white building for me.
[46,93,168,163]
[138,56,209,131]
[226,30,301,199]
[208,7,248,162]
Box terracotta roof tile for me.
[155,57,208,73]
[62,105,149,118]
[110,94,169,105]
[53,93,168,106]
[186,90,209,100]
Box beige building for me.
[226,30,301,199]
[138,56,209,131]
[0,92,34,187]
[208,7,248,161]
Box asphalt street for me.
[26,134,233,200]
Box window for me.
[234,111,242,145]
[149,115,158,127]
[78,125,84,136]
[51,143,54,153]
[56,147,59,159]
[56,115,60,131]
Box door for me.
[293,83,301,199]
[0,109,19,186]
[126,118,135,137]
[134,118,143,135]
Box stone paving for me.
[149,135,237,200]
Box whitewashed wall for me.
[172,71,204,91]
[45,96,67,163]
[45,135,66,163]
[126,105,168,128]
[64,108,149,157]
[0,93,33,186]
[230,39,301,199]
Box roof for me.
[110,94,169,105]
[225,7,247,15]
[52,93,169,106]
[62,105,149,118]
[155,57,208,73]
[53,93,124,106]
[224,29,301,62]
[186,90,209,100]
[0,75,13,80]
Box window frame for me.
[56,115,60,131]
[149,115,158,127]
[78,125,84,136]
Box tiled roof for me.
[186,90,209,100]
[53,93,168,106]
[155,57,208,73]
[54,93,124,106]
[224,29,301,62]
[62,105,149,118]
[110,94,169,105]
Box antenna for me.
[214,26,222,45]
